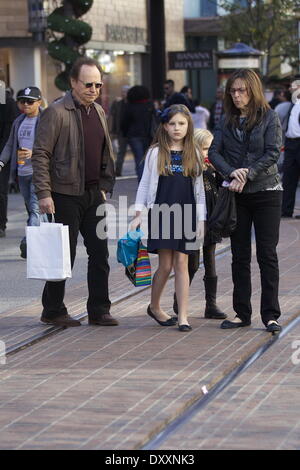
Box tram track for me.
[7,237,298,450]
[6,245,230,357]
[140,311,300,450]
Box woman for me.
[208,69,283,333]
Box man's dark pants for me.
[230,191,282,327]
[42,187,111,320]
[282,138,300,216]
[0,163,10,231]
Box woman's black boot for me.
[203,276,227,319]
[173,292,178,315]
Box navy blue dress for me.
[147,151,197,255]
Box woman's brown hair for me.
[224,69,270,130]
[151,104,201,177]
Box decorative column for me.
[148,0,166,99]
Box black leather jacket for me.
[208,109,282,193]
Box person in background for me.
[209,68,283,334]
[31,57,117,328]
[268,89,285,109]
[163,80,195,112]
[121,85,155,181]
[109,85,129,176]
[192,99,210,130]
[180,86,196,113]
[208,87,224,131]
[0,84,20,237]
[274,89,292,173]
[281,78,300,218]
[274,90,292,129]
[0,86,45,257]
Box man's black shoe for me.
[0,229,5,238]
[40,314,81,327]
[281,214,293,218]
[221,319,251,329]
[20,239,27,259]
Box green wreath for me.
[47,0,93,91]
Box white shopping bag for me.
[26,222,72,281]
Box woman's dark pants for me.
[230,191,282,326]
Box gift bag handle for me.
[38,213,55,225]
[48,213,55,223]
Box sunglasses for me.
[18,98,37,105]
[78,79,103,89]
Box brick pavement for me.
[0,257,160,351]
[160,318,300,450]
[0,218,300,450]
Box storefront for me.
[85,24,148,113]
[0,0,186,109]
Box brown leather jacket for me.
[32,91,115,200]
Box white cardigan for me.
[135,146,207,221]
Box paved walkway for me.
[161,318,300,450]
[0,212,300,449]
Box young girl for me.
[173,129,227,319]
[132,104,206,331]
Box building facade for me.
[183,0,224,107]
[0,0,186,109]
[183,0,249,106]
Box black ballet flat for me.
[178,324,192,332]
[266,321,282,333]
[221,319,251,329]
[147,305,177,326]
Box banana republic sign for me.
[168,51,213,70]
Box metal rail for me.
[141,313,300,450]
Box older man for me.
[32,57,117,327]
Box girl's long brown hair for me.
[151,104,201,177]
[224,69,270,130]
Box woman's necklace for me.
[169,145,183,152]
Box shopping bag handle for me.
[39,213,55,224]
[48,213,55,223]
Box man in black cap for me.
[0,86,46,257]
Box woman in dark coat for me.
[208,68,283,333]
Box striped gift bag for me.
[125,243,152,287]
